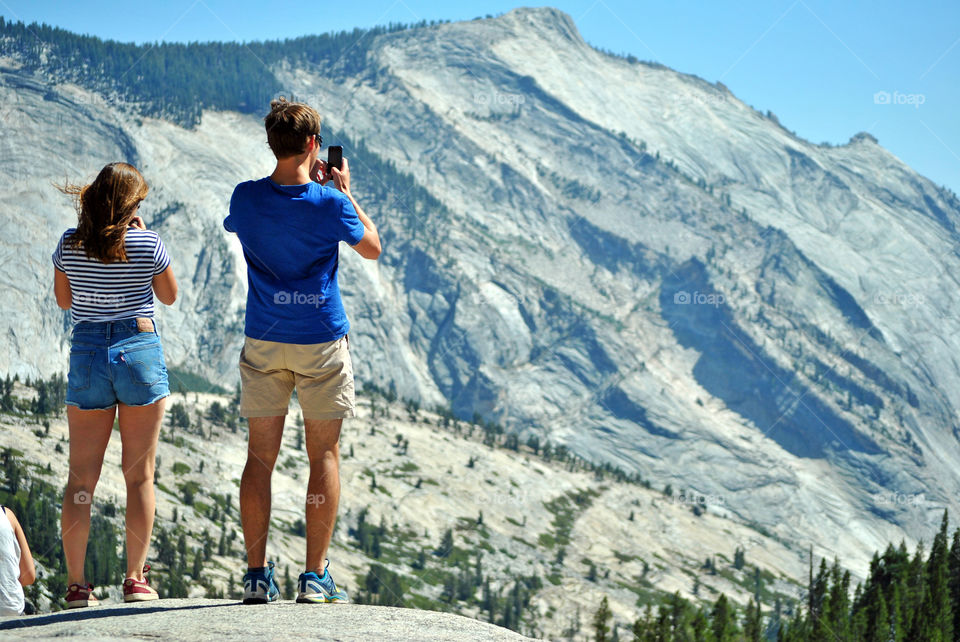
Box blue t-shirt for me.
[224,178,366,344]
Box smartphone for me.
[327,145,343,173]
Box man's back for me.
[225,177,365,344]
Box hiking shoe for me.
[65,583,100,609]
[243,560,280,604]
[123,564,159,602]
[297,561,349,603]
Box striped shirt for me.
[52,228,170,323]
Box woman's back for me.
[53,227,170,324]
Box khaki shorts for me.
[238,335,355,420]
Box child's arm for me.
[5,510,35,586]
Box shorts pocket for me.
[122,343,166,386]
[68,350,95,392]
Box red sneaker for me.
[123,564,159,602]
[65,583,100,609]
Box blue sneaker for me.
[242,561,280,604]
[297,561,349,603]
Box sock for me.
[247,566,266,574]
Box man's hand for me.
[310,158,326,184]
[329,157,351,196]
[130,215,146,230]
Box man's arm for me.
[325,157,381,260]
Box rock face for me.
[0,8,958,569]
[0,599,537,641]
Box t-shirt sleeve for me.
[51,232,66,271]
[224,185,241,233]
[338,196,366,245]
[153,234,171,275]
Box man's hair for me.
[264,97,322,159]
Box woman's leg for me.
[62,406,116,586]
[117,398,165,580]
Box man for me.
[224,97,380,604]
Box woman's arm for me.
[6,510,35,586]
[152,266,178,306]
[53,269,72,310]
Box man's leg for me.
[240,416,285,567]
[304,418,342,574]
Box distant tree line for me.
[0,16,446,127]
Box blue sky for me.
[2,0,958,194]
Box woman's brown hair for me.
[59,162,148,263]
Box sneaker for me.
[65,583,100,609]
[297,560,349,603]
[243,560,280,604]
[123,564,159,602]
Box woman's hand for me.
[130,215,146,230]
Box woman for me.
[52,162,177,608]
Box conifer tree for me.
[919,511,953,642]
[593,595,611,642]
[711,594,738,642]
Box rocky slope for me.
[0,389,808,640]
[0,599,537,641]
[0,8,958,577]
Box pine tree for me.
[711,594,738,642]
[825,559,851,640]
[593,595,612,642]
[949,528,960,642]
[744,599,762,642]
[919,511,953,642]
[284,565,295,598]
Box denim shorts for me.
[66,319,170,410]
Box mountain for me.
[1,8,958,579]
